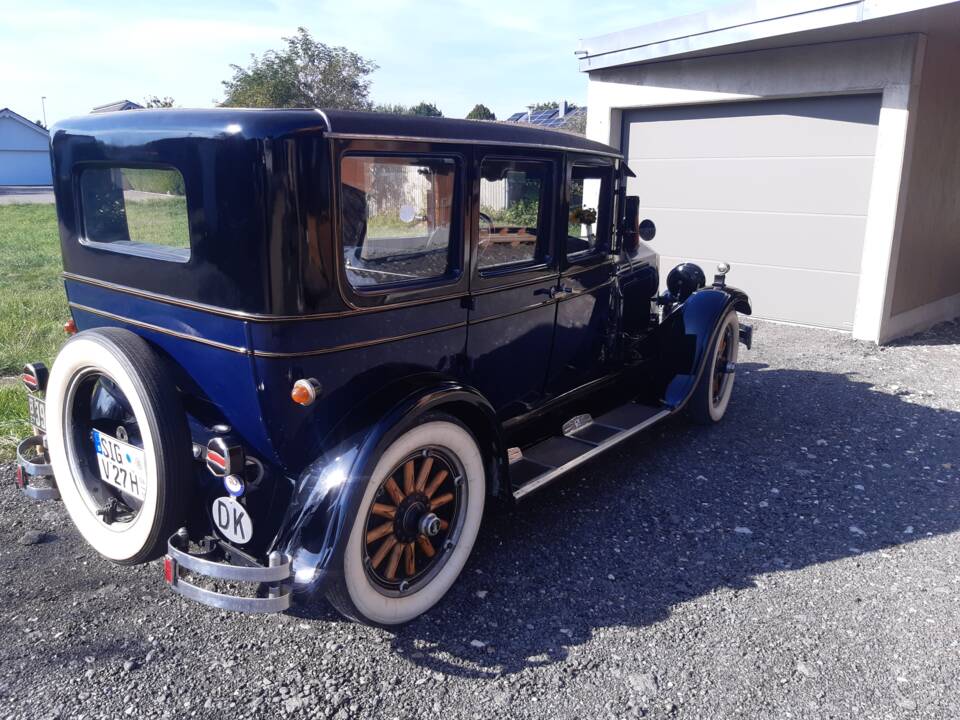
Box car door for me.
[544,155,618,399]
[465,151,561,419]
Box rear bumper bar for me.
[165,529,292,613]
[15,435,60,501]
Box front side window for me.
[80,167,189,262]
[478,159,550,270]
[567,161,614,257]
[340,155,459,290]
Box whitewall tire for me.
[332,418,485,625]
[688,310,740,425]
[45,328,192,564]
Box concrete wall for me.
[885,23,960,339]
[585,34,924,342]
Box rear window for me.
[79,167,190,262]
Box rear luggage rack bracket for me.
[165,529,292,613]
[15,435,60,501]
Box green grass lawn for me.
[125,196,189,248]
[0,204,68,458]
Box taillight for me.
[15,465,25,488]
[163,556,175,584]
[64,318,77,335]
[21,362,48,393]
[206,437,244,477]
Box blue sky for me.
[1,0,729,125]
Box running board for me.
[510,403,670,500]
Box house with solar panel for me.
[482,101,588,213]
[505,101,586,130]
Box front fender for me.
[275,376,502,600]
[655,285,751,411]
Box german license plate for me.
[93,429,147,501]
[27,395,46,433]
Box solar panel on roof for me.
[504,106,587,128]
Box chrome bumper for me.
[165,529,292,613]
[15,435,60,501]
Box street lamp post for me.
[41,97,47,128]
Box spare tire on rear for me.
[45,328,193,564]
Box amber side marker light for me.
[64,318,77,335]
[291,378,321,406]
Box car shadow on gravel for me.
[369,361,959,677]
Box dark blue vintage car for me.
[15,108,751,624]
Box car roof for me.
[52,107,620,158]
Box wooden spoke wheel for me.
[362,448,462,596]
[333,417,485,625]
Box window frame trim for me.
[475,155,556,279]
[562,155,617,271]
[333,147,468,306]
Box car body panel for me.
[30,109,751,610]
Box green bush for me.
[482,198,540,228]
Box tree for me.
[373,102,443,117]
[220,27,377,110]
[144,96,176,108]
[372,103,411,115]
[409,101,442,117]
[530,101,559,112]
[466,104,495,121]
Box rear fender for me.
[275,375,503,598]
[655,286,751,411]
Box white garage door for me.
[0,150,52,185]
[623,95,882,330]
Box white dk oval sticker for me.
[211,496,253,544]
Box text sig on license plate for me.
[28,395,46,433]
[93,430,147,501]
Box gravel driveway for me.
[2,319,958,719]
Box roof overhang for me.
[0,108,49,138]
[578,0,960,71]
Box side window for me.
[79,167,189,262]
[567,161,614,258]
[478,159,550,271]
[340,155,459,290]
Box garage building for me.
[579,0,960,342]
[0,107,52,186]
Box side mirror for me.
[639,218,656,242]
[621,195,641,253]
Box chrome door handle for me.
[551,286,574,299]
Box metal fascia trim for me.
[325,132,623,159]
[68,303,250,354]
[252,320,468,358]
[62,272,467,322]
